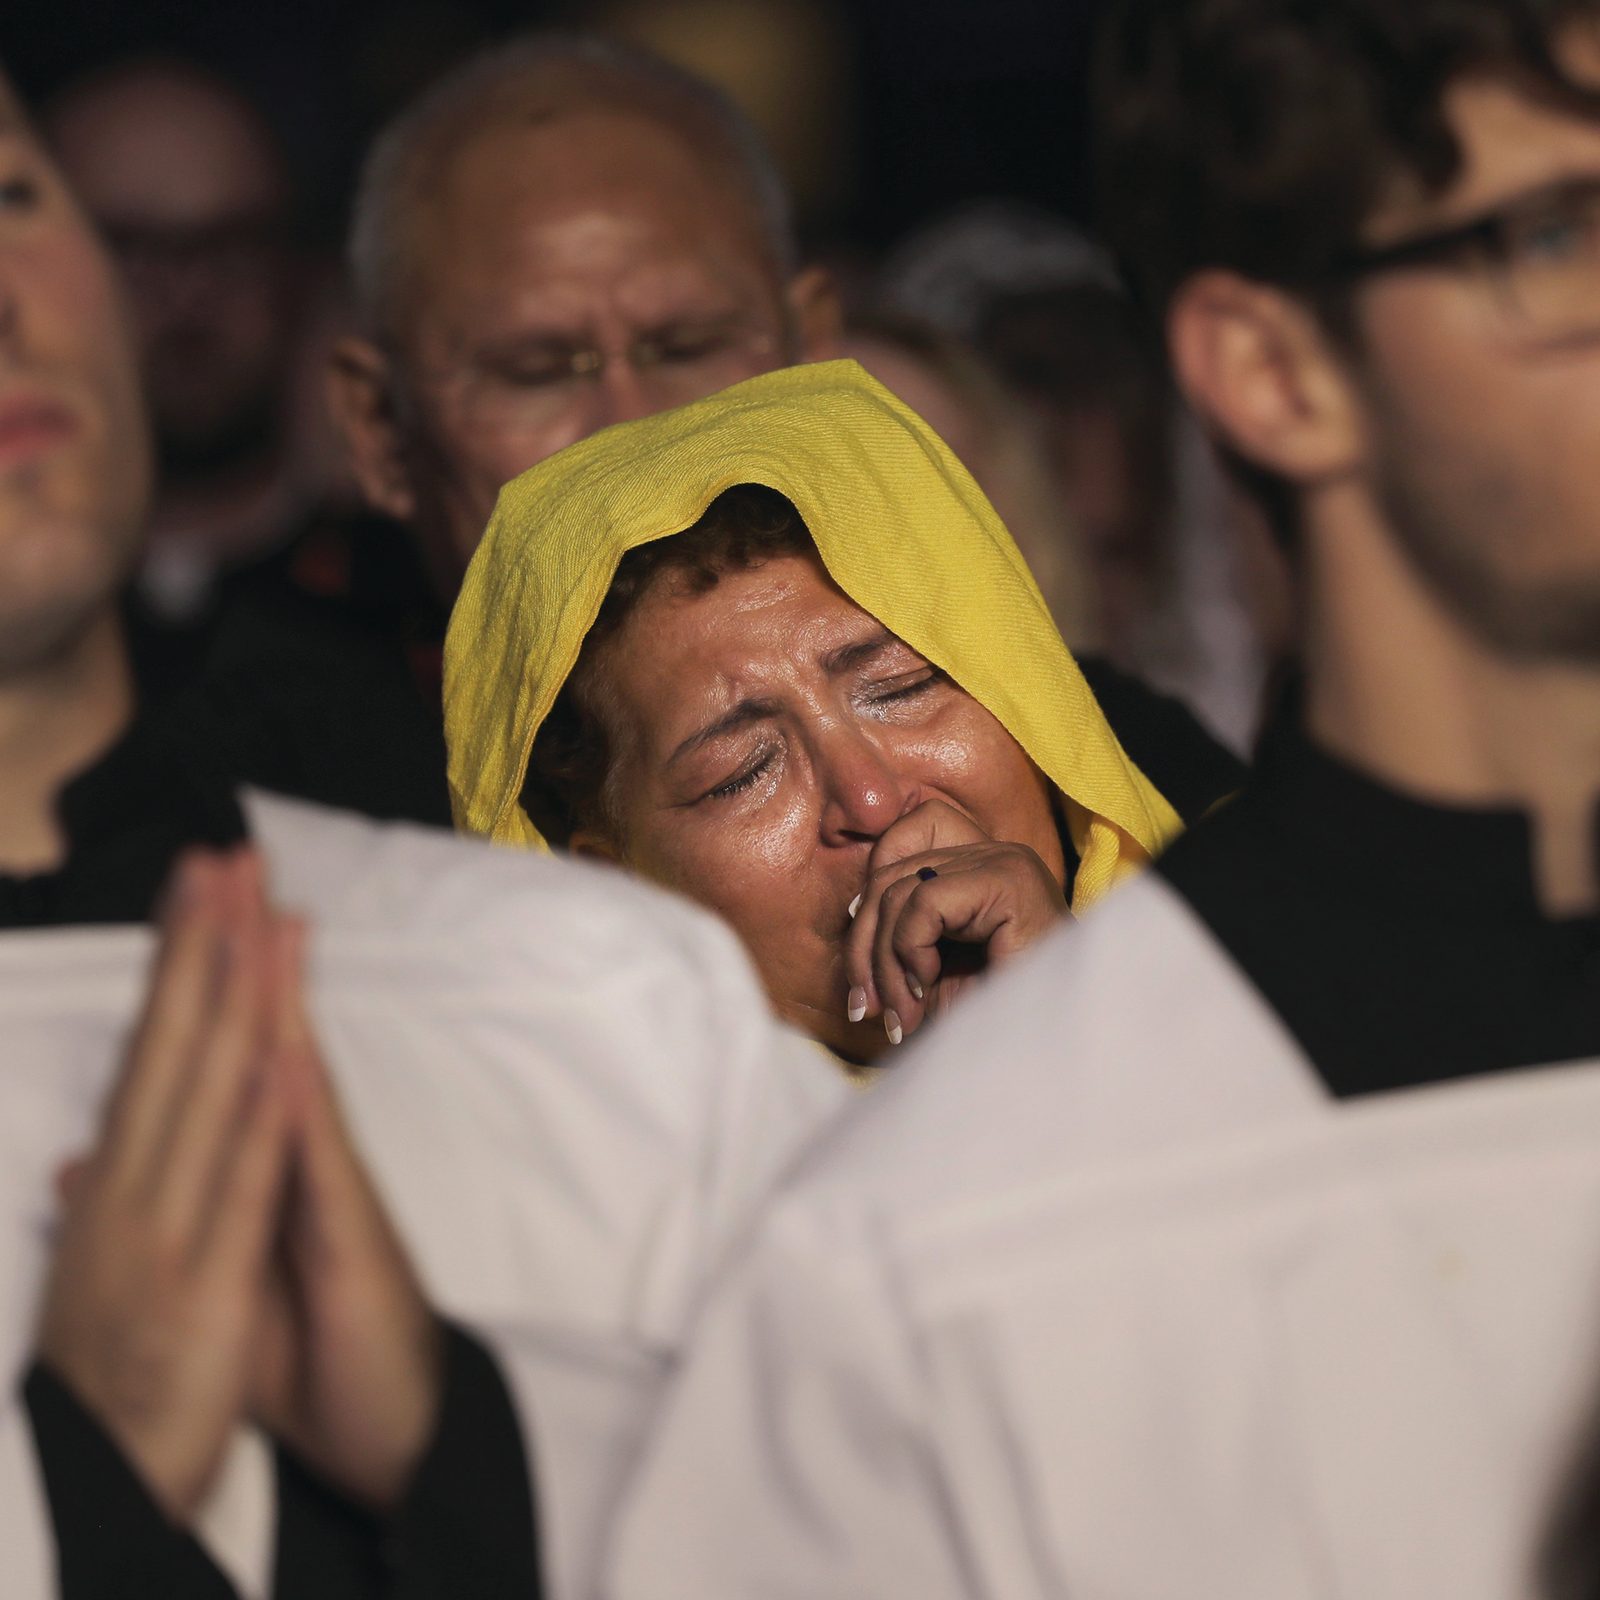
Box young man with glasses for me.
[596,5,1600,1596]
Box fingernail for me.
[908,975,924,1002]
[848,893,862,920]
[884,1010,903,1046]
[847,986,868,1022]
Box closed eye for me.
[651,328,736,364]
[865,667,945,706]
[0,173,41,213]
[488,351,584,387]
[704,750,776,802]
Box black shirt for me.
[1158,717,1600,1097]
[125,508,448,718]
[24,1327,539,1600]
[1079,655,1247,826]
[0,669,448,931]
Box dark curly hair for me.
[521,483,813,845]
[1096,0,1600,320]
[1093,0,1600,540]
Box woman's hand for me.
[843,800,1068,1048]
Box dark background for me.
[5,0,1106,254]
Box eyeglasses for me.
[449,317,786,428]
[102,218,289,287]
[1330,175,1600,349]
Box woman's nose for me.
[817,730,918,845]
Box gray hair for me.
[875,202,1123,341]
[348,31,797,340]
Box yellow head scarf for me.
[444,360,1182,910]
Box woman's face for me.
[574,551,1067,1058]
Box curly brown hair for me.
[1095,0,1600,322]
[521,484,814,844]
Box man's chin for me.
[1461,577,1600,667]
[0,582,118,674]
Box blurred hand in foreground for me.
[38,847,442,1521]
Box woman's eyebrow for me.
[667,698,782,767]
[820,628,900,677]
[664,631,905,767]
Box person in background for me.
[328,32,842,618]
[840,312,1100,650]
[47,58,312,623]
[335,33,1244,809]
[42,54,452,771]
[880,204,1285,753]
[982,277,1297,752]
[600,2,1600,1595]
[980,278,1181,658]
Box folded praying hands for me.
[34,847,442,1524]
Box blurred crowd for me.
[30,20,1287,762]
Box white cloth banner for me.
[0,793,849,1600]
[607,872,1600,1600]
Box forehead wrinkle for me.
[613,559,896,766]
[413,106,772,282]
[667,694,783,767]
[821,626,900,677]
[662,627,909,769]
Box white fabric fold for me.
[0,794,848,1600]
[605,872,1600,1600]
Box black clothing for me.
[24,1361,237,1600]
[1079,656,1247,825]
[258,509,448,709]
[126,509,448,721]
[25,1323,540,1600]
[1159,717,1600,1098]
[274,1329,540,1600]
[180,655,450,827]
[0,706,248,929]
[121,506,452,836]
[0,671,447,931]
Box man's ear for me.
[786,264,844,360]
[1167,271,1368,490]
[327,335,419,523]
